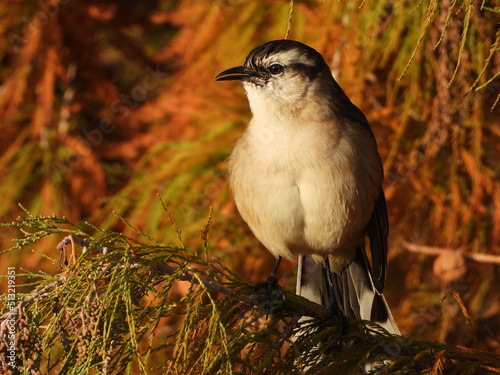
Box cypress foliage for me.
[1,211,499,374]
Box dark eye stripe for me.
[289,63,319,80]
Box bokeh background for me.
[0,0,499,353]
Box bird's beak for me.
[215,66,256,81]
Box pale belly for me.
[228,147,372,263]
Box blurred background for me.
[0,0,498,353]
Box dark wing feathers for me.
[365,190,389,294]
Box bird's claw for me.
[254,274,286,318]
[325,304,348,345]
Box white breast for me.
[228,113,381,262]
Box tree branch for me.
[399,241,500,265]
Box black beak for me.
[216,66,257,81]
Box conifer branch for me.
[1,216,499,374]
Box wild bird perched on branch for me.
[216,40,399,337]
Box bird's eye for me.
[268,64,284,75]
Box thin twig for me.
[399,241,500,265]
[441,287,473,326]
[274,313,301,350]
[0,275,67,344]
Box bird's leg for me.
[270,255,282,279]
[324,255,347,344]
[254,256,286,318]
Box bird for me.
[216,39,399,335]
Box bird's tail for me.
[296,249,399,335]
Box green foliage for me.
[1,212,499,374]
[98,123,239,250]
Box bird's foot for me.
[254,274,286,318]
[325,303,348,345]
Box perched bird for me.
[216,40,399,335]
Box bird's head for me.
[216,40,334,115]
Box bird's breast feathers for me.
[228,118,380,260]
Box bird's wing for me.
[365,190,389,294]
